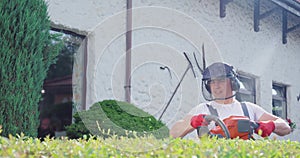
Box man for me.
[170,62,291,139]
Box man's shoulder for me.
[196,102,211,107]
[188,102,211,115]
[239,101,265,112]
[241,101,260,107]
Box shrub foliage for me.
[0,0,62,136]
[0,135,300,157]
[66,100,169,139]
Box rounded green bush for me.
[66,100,169,139]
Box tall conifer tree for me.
[0,0,62,136]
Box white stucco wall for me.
[46,0,300,141]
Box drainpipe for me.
[125,0,132,103]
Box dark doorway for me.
[38,29,84,138]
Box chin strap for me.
[212,93,236,101]
[205,92,236,101]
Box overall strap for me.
[241,102,249,118]
[206,104,219,116]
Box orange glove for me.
[255,120,275,137]
[190,114,208,128]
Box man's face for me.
[209,78,233,99]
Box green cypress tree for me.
[0,0,62,137]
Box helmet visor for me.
[201,78,237,101]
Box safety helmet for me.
[201,62,240,101]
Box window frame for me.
[272,82,288,119]
[235,72,257,104]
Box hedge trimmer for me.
[197,115,259,140]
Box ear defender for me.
[205,80,211,93]
[230,77,240,91]
[230,66,240,92]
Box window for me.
[235,74,256,103]
[38,28,86,137]
[272,83,287,118]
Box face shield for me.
[201,62,240,101]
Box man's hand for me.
[190,114,208,129]
[255,120,275,137]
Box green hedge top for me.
[0,135,299,157]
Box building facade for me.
[45,0,300,141]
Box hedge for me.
[0,134,299,157]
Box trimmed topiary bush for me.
[0,0,62,137]
[66,100,169,139]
